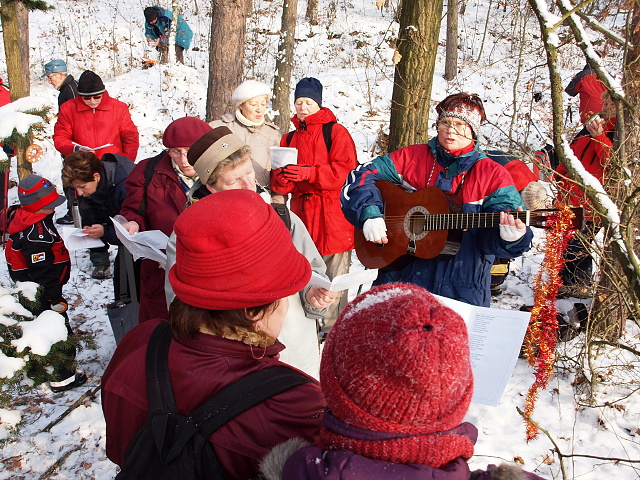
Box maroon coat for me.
[101,319,324,480]
[270,108,357,255]
[53,91,139,161]
[119,153,188,321]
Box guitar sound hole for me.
[409,212,427,235]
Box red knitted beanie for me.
[319,283,475,467]
[162,116,212,148]
[169,189,311,310]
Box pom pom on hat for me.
[319,283,475,467]
[77,70,105,96]
[169,189,311,310]
[294,77,323,107]
[163,117,212,148]
[18,175,66,213]
[231,80,271,107]
[187,126,247,185]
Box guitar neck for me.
[423,211,530,231]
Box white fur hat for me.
[231,80,271,107]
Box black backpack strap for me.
[192,366,312,438]
[145,322,178,414]
[271,203,292,232]
[136,152,165,216]
[285,131,295,147]
[322,122,335,152]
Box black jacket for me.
[58,74,78,110]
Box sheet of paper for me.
[270,146,298,169]
[435,295,530,407]
[111,217,168,267]
[72,142,113,151]
[309,269,379,292]
[60,227,105,250]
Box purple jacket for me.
[263,415,546,480]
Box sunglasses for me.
[80,95,103,100]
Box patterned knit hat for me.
[319,283,475,468]
[162,117,212,148]
[169,189,311,310]
[18,175,66,213]
[438,104,483,137]
[187,126,246,185]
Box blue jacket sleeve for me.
[341,154,401,228]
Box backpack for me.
[116,322,311,480]
[102,153,135,186]
[285,122,335,152]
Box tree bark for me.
[305,0,318,25]
[272,0,298,132]
[444,0,458,81]
[388,1,444,151]
[1,0,32,179]
[205,0,252,122]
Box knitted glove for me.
[363,217,387,242]
[51,301,68,313]
[282,165,312,182]
[499,223,526,242]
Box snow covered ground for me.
[0,0,639,478]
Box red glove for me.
[282,165,312,182]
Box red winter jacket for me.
[53,91,139,161]
[119,153,189,321]
[0,78,10,107]
[271,108,357,255]
[101,319,324,480]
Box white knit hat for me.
[231,80,271,107]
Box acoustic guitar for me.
[355,181,585,270]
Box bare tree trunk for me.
[168,0,179,64]
[388,1,444,151]
[305,0,318,25]
[1,0,32,179]
[205,0,252,122]
[444,0,458,81]
[272,0,298,132]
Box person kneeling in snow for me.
[5,175,86,392]
[259,283,546,480]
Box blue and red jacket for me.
[341,138,533,307]
[5,210,70,306]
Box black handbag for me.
[107,246,140,344]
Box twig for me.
[41,385,101,433]
[38,445,81,480]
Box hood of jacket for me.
[8,209,49,235]
[291,107,337,131]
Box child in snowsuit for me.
[5,175,86,392]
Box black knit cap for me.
[77,70,106,96]
[144,7,159,23]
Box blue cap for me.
[41,59,67,78]
[294,77,323,107]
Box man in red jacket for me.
[53,70,139,161]
[53,70,139,279]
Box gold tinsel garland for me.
[523,205,577,441]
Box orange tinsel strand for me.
[523,205,577,441]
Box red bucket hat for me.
[169,189,311,310]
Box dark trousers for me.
[560,220,595,286]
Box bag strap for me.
[271,203,292,232]
[146,322,178,414]
[285,122,335,153]
[136,152,165,216]
[192,366,312,438]
[116,246,139,303]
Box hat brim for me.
[43,194,67,210]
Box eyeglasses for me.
[168,149,189,158]
[80,95,103,100]
[436,120,469,132]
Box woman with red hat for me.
[102,189,324,479]
[119,116,212,322]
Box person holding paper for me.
[270,77,358,334]
[119,116,212,322]
[210,80,283,201]
[62,151,135,298]
[258,283,545,480]
[164,126,336,378]
[341,93,533,308]
[53,70,139,162]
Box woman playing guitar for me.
[340,93,533,307]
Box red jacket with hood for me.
[271,108,357,255]
[53,91,139,161]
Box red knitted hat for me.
[319,283,475,467]
[162,117,212,148]
[169,189,311,310]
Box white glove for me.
[363,217,387,242]
[499,223,526,242]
